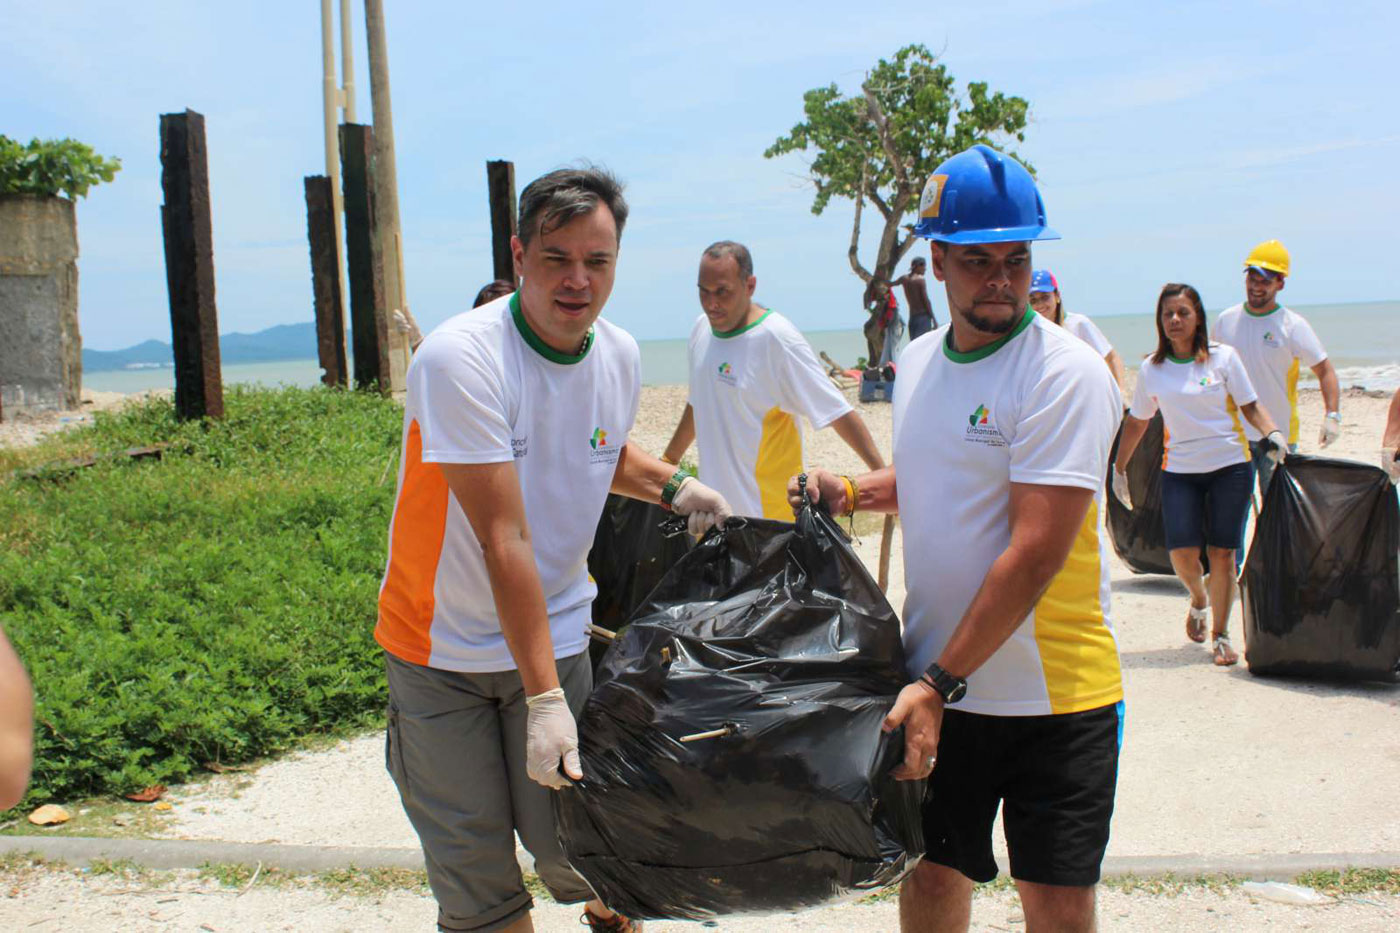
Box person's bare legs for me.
[899,860,974,932]
[1168,547,1208,642]
[1205,546,1239,664]
[500,914,534,933]
[1016,880,1097,933]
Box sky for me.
[5,0,1398,351]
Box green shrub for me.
[0,387,404,810]
[0,135,121,200]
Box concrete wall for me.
[0,193,82,416]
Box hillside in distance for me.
[83,323,325,372]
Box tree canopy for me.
[764,44,1031,287]
[0,136,121,201]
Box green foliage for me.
[0,135,121,200]
[0,387,404,811]
[764,44,1031,282]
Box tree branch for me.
[848,162,871,282]
[862,83,909,192]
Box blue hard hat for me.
[1030,269,1058,293]
[913,144,1059,244]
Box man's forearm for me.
[1317,361,1341,415]
[662,405,695,465]
[483,534,560,696]
[829,411,885,471]
[612,441,675,503]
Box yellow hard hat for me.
[1243,239,1290,277]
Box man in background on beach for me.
[375,167,730,933]
[1216,239,1342,493]
[893,256,938,340]
[793,144,1122,933]
[662,240,884,519]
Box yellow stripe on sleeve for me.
[1225,395,1250,462]
[754,407,803,521]
[1032,501,1123,714]
[1286,357,1301,445]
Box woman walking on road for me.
[1113,284,1287,666]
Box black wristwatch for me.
[921,663,967,704]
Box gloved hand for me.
[525,687,581,790]
[1261,430,1289,465]
[671,476,733,536]
[1319,412,1342,447]
[391,308,424,350]
[1111,468,1132,510]
[1384,448,1400,485]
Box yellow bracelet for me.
[841,475,859,517]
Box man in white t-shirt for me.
[792,145,1122,933]
[1028,269,1125,389]
[662,241,884,519]
[376,168,730,933]
[1215,239,1341,493]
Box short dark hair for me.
[910,256,926,269]
[702,240,754,279]
[517,166,628,247]
[472,279,516,308]
[1152,283,1210,364]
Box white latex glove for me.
[671,476,733,537]
[1383,448,1400,485]
[391,308,424,349]
[525,687,580,790]
[1111,468,1132,510]
[1319,412,1341,447]
[1262,430,1289,465]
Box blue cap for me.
[913,144,1059,244]
[1245,265,1282,281]
[1030,270,1058,294]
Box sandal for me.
[1186,603,1209,644]
[1212,632,1239,667]
[581,907,644,932]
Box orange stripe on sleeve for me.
[375,419,448,666]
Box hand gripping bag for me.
[554,491,926,920]
[1242,455,1400,682]
[1106,412,1206,575]
[586,494,692,668]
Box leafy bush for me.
[0,135,121,200]
[0,387,404,810]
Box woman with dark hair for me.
[1113,284,1287,666]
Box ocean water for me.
[83,300,1399,395]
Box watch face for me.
[946,681,967,703]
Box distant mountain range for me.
[83,323,326,372]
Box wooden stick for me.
[679,725,733,743]
[878,514,896,593]
[586,624,616,642]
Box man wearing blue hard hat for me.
[792,144,1123,933]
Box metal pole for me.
[339,0,356,123]
[320,0,349,364]
[364,0,407,393]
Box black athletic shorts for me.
[921,701,1122,886]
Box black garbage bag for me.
[554,494,926,920]
[1106,412,1208,575]
[586,494,692,668]
[1242,455,1400,682]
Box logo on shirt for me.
[511,436,528,459]
[717,361,737,386]
[1262,331,1281,348]
[588,426,622,465]
[964,403,1007,447]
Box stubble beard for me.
[963,303,1021,336]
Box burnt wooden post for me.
[486,160,518,286]
[339,123,391,393]
[160,109,224,420]
[304,175,347,388]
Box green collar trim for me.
[510,292,593,364]
[943,307,1035,363]
[1166,353,1196,364]
[712,308,771,338]
[1244,302,1280,317]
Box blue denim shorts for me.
[1159,461,1255,551]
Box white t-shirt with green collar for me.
[893,309,1124,717]
[1214,302,1327,444]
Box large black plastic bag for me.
[555,497,926,920]
[1106,412,1177,574]
[586,494,692,668]
[1242,455,1400,682]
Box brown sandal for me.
[1212,632,1238,666]
[1186,604,1209,643]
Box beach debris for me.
[124,784,167,803]
[16,444,170,483]
[153,801,173,812]
[27,804,70,826]
[1241,881,1333,905]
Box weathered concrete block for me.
[0,194,82,415]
